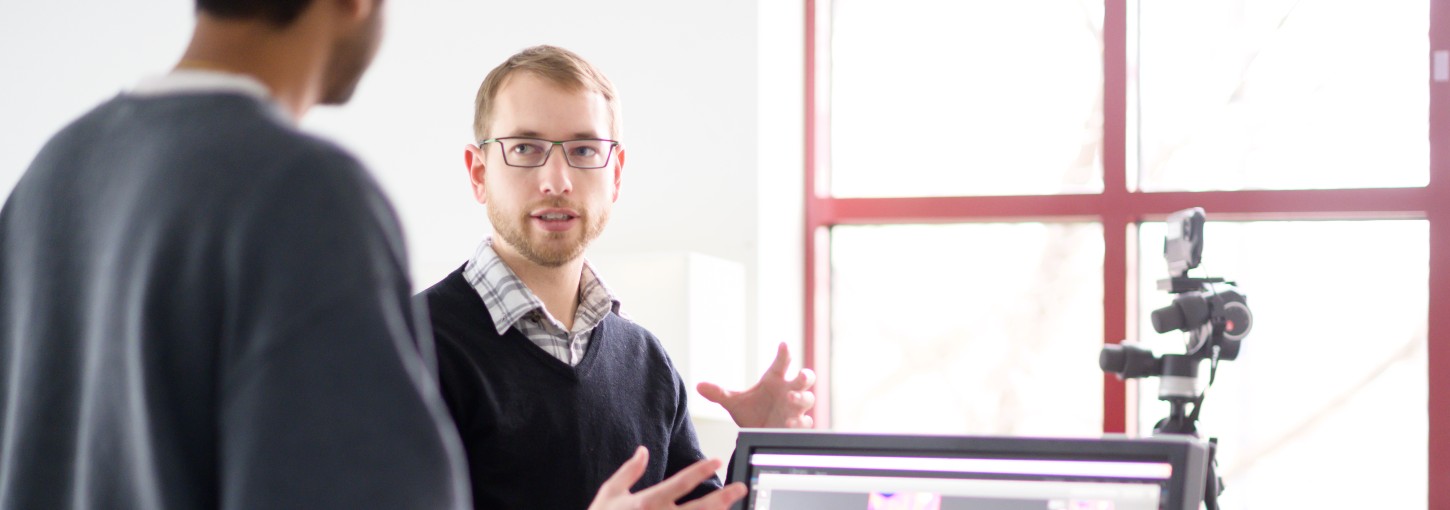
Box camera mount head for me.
[1099,207,1253,419]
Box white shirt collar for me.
[130,69,273,100]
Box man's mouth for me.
[531,210,579,233]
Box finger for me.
[793,391,816,412]
[789,367,817,391]
[678,482,749,510]
[696,382,734,404]
[597,446,649,497]
[766,342,791,377]
[637,457,724,504]
[799,414,815,429]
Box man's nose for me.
[538,145,573,195]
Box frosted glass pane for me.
[830,0,1104,197]
[831,223,1104,436]
[1136,0,1429,191]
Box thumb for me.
[696,381,735,404]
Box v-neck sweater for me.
[420,266,719,509]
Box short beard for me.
[319,2,383,105]
[488,199,609,268]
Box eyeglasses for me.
[477,137,620,169]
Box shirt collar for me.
[461,237,621,336]
[131,69,271,98]
[128,69,287,120]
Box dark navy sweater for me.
[420,266,720,509]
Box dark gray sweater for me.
[0,92,469,509]
[421,266,720,510]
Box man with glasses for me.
[0,1,746,507]
[419,45,817,509]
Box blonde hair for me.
[472,45,622,140]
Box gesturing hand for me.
[588,447,747,510]
[697,342,817,429]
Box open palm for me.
[696,342,817,428]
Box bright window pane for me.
[1136,0,1429,191]
[831,223,1103,436]
[1134,220,1427,508]
[829,0,1104,198]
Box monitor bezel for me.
[727,430,1209,510]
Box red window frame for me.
[802,0,1450,507]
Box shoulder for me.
[601,312,655,343]
[142,93,380,204]
[600,313,678,368]
[243,126,376,205]
[419,267,482,318]
[145,93,385,222]
[418,267,493,341]
[214,119,397,249]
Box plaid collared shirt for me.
[461,237,620,366]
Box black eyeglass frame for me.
[477,137,622,169]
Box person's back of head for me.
[184,0,385,118]
[196,0,314,26]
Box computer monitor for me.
[728,430,1209,510]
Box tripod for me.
[1104,208,1246,510]
[1149,354,1224,510]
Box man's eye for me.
[570,146,599,157]
[511,143,544,154]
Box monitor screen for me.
[728,431,1209,510]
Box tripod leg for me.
[1203,439,1222,510]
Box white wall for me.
[0,0,805,446]
[302,0,807,390]
[0,0,193,192]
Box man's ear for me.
[465,144,487,204]
[333,0,376,23]
[611,147,625,202]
